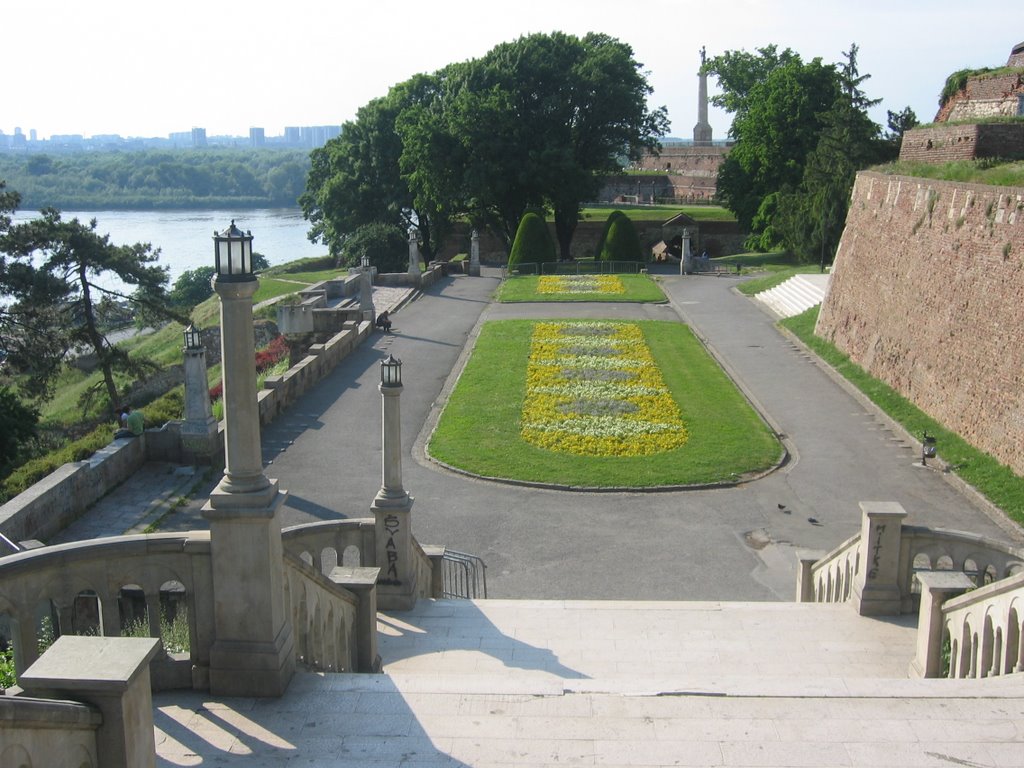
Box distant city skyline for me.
[5,0,1020,144]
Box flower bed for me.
[521,322,687,456]
[536,275,625,295]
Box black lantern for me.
[380,354,402,387]
[921,432,937,466]
[183,324,202,351]
[213,220,254,280]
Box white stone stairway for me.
[154,599,1024,767]
[754,273,831,319]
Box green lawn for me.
[783,307,1024,525]
[496,274,667,303]
[428,319,782,487]
[580,205,736,222]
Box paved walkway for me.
[60,267,1021,599]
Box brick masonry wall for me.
[816,171,1024,475]
[934,71,1024,122]
[899,124,1024,163]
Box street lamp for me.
[360,254,370,269]
[380,353,402,387]
[183,323,202,351]
[213,220,254,280]
[921,432,937,466]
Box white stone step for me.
[755,273,831,319]
[377,599,918,687]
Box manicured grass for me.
[783,307,1024,525]
[428,320,782,487]
[496,274,667,303]
[579,205,736,222]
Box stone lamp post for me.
[681,228,695,275]
[371,354,418,609]
[202,221,294,696]
[180,324,219,458]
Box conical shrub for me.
[508,212,556,269]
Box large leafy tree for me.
[709,52,841,249]
[774,45,889,264]
[300,74,449,262]
[2,207,179,413]
[308,32,665,261]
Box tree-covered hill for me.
[0,148,311,210]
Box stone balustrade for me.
[799,501,1024,680]
[931,569,1024,679]
[0,530,375,686]
[0,695,101,767]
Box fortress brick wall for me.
[934,71,1024,122]
[816,171,1024,475]
[899,123,1024,163]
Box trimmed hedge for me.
[600,215,643,261]
[508,212,556,269]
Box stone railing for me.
[283,518,442,601]
[930,570,1024,679]
[797,501,1024,680]
[0,695,100,766]
[799,533,861,604]
[0,531,374,687]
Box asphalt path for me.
[261,266,1019,601]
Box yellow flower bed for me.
[536,275,625,294]
[521,321,688,456]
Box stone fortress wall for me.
[815,171,1024,475]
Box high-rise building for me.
[191,127,207,147]
[249,127,265,147]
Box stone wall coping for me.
[945,569,1024,611]
[0,695,101,728]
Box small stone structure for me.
[899,43,1024,164]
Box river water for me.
[9,208,327,285]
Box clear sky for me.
[5,0,1020,142]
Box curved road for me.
[261,267,1019,601]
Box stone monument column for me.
[408,229,422,286]
[359,259,375,323]
[202,223,294,697]
[371,355,418,610]
[693,46,713,146]
[469,229,481,276]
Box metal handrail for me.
[441,550,487,599]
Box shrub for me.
[600,215,643,262]
[508,212,556,269]
[594,210,629,259]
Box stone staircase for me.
[154,599,1024,767]
[754,273,831,319]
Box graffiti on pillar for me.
[380,513,402,585]
[867,523,886,580]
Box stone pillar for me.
[851,501,908,616]
[181,341,219,457]
[469,229,481,276]
[681,228,695,275]
[408,229,422,285]
[201,275,294,697]
[20,636,161,768]
[371,368,417,610]
[909,571,974,678]
[359,264,375,323]
[330,566,382,672]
